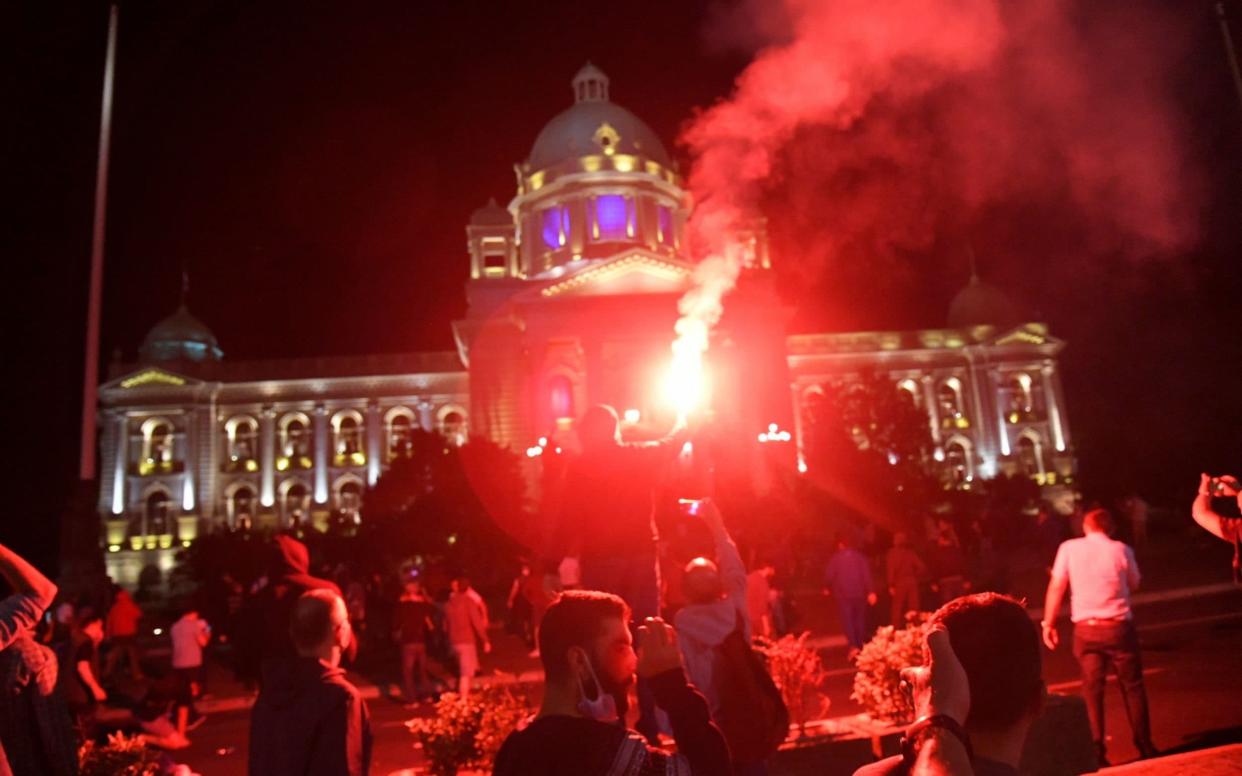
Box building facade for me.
[98,65,1075,580]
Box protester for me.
[133,666,196,750]
[63,611,107,739]
[170,605,211,717]
[444,576,490,698]
[1191,474,1241,582]
[746,561,776,639]
[104,585,144,680]
[493,590,732,775]
[239,534,348,682]
[675,499,781,776]
[391,580,436,704]
[249,589,372,776]
[886,532,926,626]
[558,403,686,743]
[854,593,1045,776]
[506,563,536,648]
[823,533,878,659]
[927,522,970,605]
[0,542,75,775]
[1041,508,1156,764]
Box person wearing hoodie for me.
[238,535,347,684]
[249,589,372,776]
[673,500,768,776]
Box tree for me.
[801,369,937,533]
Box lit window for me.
[594,195,628,241]
[548,375,574,420]
[541,206,568,249]
[657,206,673,243]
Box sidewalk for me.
[1099,744,1242,775]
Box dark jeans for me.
[400,643,429,701]
[1072,619,1155,758]
[837,596,868,650]
[583,553,661,742]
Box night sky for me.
[11,1,1242,567]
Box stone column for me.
[1042,364,1068,452]
[182,408,196,513]
[111,412,128,516]
[989,369,1011,457]
[260,406,276,507]
[921,375,941,444]
[366,400,382,486]
[314,405,329,504]
[417,400,434,432]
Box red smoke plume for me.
[679,0,1199,322]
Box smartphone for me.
[1210,477,1229,496]
[678,498,703,516]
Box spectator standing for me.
[170,606,211,701]
[104,586,144,680]
[391,581,436,704]
[1041,509,1156,764]
[62,612,107,739]
[444,577,490,698]
[249,589,372,776]
[927,524,969,605]
[885,532,925,626]
[746,562,775,639]
[823,534,877,660]
[493,591,731,776]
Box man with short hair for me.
[391,580,436,704]
[886,532,926,626]
[494,590,731,776]
[249,589,372,776]
[444,576,490,698]
[854,593,1046,776]
[1041,509,1155,764]
[823,533,877,659]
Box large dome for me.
[140,305,223,363]
[527,63,671,171]
[947,276,1021,328]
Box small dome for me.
[140,305,223,363]
[948,276,1020,328]
[528,65,671,171]
[470,198,513,227]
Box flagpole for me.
[79,3,119,481]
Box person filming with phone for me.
[1192,474,1242,583]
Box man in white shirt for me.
[170,606,211,716]
[1041,509,1155,765]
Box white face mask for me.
[572,648,619,723]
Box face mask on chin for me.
[573,648,628,724]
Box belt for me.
[1077,616,1128,625]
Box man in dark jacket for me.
[494,590,731,776]
[238,535,348,682]
[249,589,372,776]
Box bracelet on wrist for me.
[901,714,973,765]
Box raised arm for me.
[700,500,746,601]
[0,543,58,648]
[1192,474,1240,542]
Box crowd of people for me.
[1,393,1239,776]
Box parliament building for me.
[98,65,1075,582]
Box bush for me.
[755,631,831,736]
[850,612,930,724]
[407,682,535,775]
[78,732,162,776]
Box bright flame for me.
[665,333,707,420]
[623,409,641,424]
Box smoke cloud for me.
[674,0,1198,337]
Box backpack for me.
[713,612,790,763]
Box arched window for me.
[282,416,310,457]
[541,205,569,249]
[938,379,969,429]
[388,415,412,458]
[944,437,973,484]
[592,195,632,241]
[230,417,258,461]
[283,482,308,524]
[145,490,171,536]
[337,481,362,517]
[1017,432,1043,478]
[548,375,574,420]
[897,378,920,407]
[1005,373,1035,422]
[332,411,365,465]
[231,486,255,527]
[440,411,466,447]
[145,421,173,463]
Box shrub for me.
[407,682,535,775]
[78,732,162,776]
[850,612,930,724]
[755,631,831,736]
